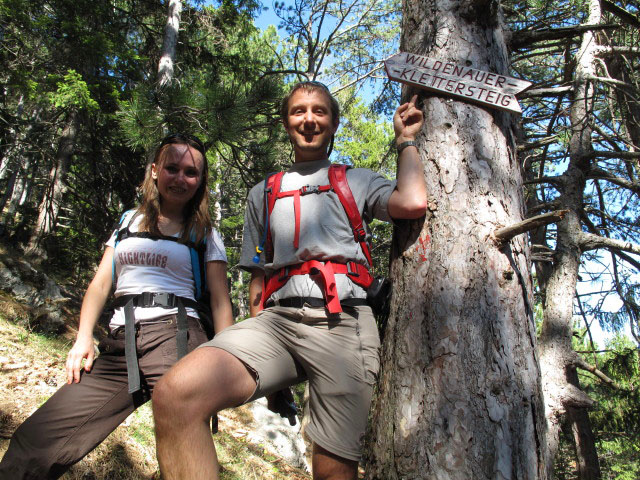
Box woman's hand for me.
[65,246,114,384]
[65,333,95,384]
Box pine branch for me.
[578,232,640,255]
[589,151,640,160]
[526,200,562,216]
[587,167,640,195]
[523,175,565,187]
[576,347,640,354]
[573,355,619,389]
[587,74,635,88]
[519,86,573,98]
[612,250,640,272]
[594,45,640,58]
[602,0,640,29]
[518,135,559,152]
[510,24,619,51]
[531,244,555,262]
[492,210,568,244]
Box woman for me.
[0,133,233,479]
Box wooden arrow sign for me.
[384,52,532,114]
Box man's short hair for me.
[280,81,340,127]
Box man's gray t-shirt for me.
[239,159,395,302]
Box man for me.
[153,82,427,480]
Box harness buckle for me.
[278,267,290,282]
[153,292,174,307]
[139,292,177,308]
[355,227,367,242]
[140,292,153,305]
[347,261,359,277]
[300,185,320,195]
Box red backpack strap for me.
[264,171,284,263]
[258,171,284,311]
[328,164,373,267]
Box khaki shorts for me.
[201,304,380,461]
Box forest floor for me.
[0,295,310,480]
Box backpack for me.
[255,164,376,314]
[111,209,214,336]
[112,210,207,298]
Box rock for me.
[246,397,310,472]
[0,254,68,334]
[31,307,66,334]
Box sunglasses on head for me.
[159,133,206,155]
[298,80,330,91]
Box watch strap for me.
[397,140,417,153]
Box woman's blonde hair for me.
[137,133,211,244]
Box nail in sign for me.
[385,53,532,114]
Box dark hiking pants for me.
[0,316,207,480]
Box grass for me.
[0,309,310,479]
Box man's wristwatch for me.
[397,140,417,153]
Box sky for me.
[254,2,282,32]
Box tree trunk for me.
[5,155,34,219]
[0,154,12,182]
[537,1,602,478]
[0,170,17,218]
[604,54,640,157]
[365,1,547,478]
[28,111,78,253]
[235,268,248,320]
[157,0,182,87]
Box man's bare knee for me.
[153,352,214,425]
[153,368,195,427]
[153,347,256,424]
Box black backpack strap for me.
[112,209,138,287]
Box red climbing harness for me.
[261,164,374,313]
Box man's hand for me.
[267,388,298,426]
[393,94,423,143]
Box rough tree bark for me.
[365,1,547,479]
[157,0,182,87]
[537,1,603,479]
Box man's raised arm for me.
[388,94,428,220]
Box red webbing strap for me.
[265,172,284,263]
[275,190,301,249]
[307,260,340,313]
[328,165,374,267]
[275,184,333,249]
[263,261,373,313]
[260,172,284,311]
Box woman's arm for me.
[206,261,233,333]
[66,246,114,384]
